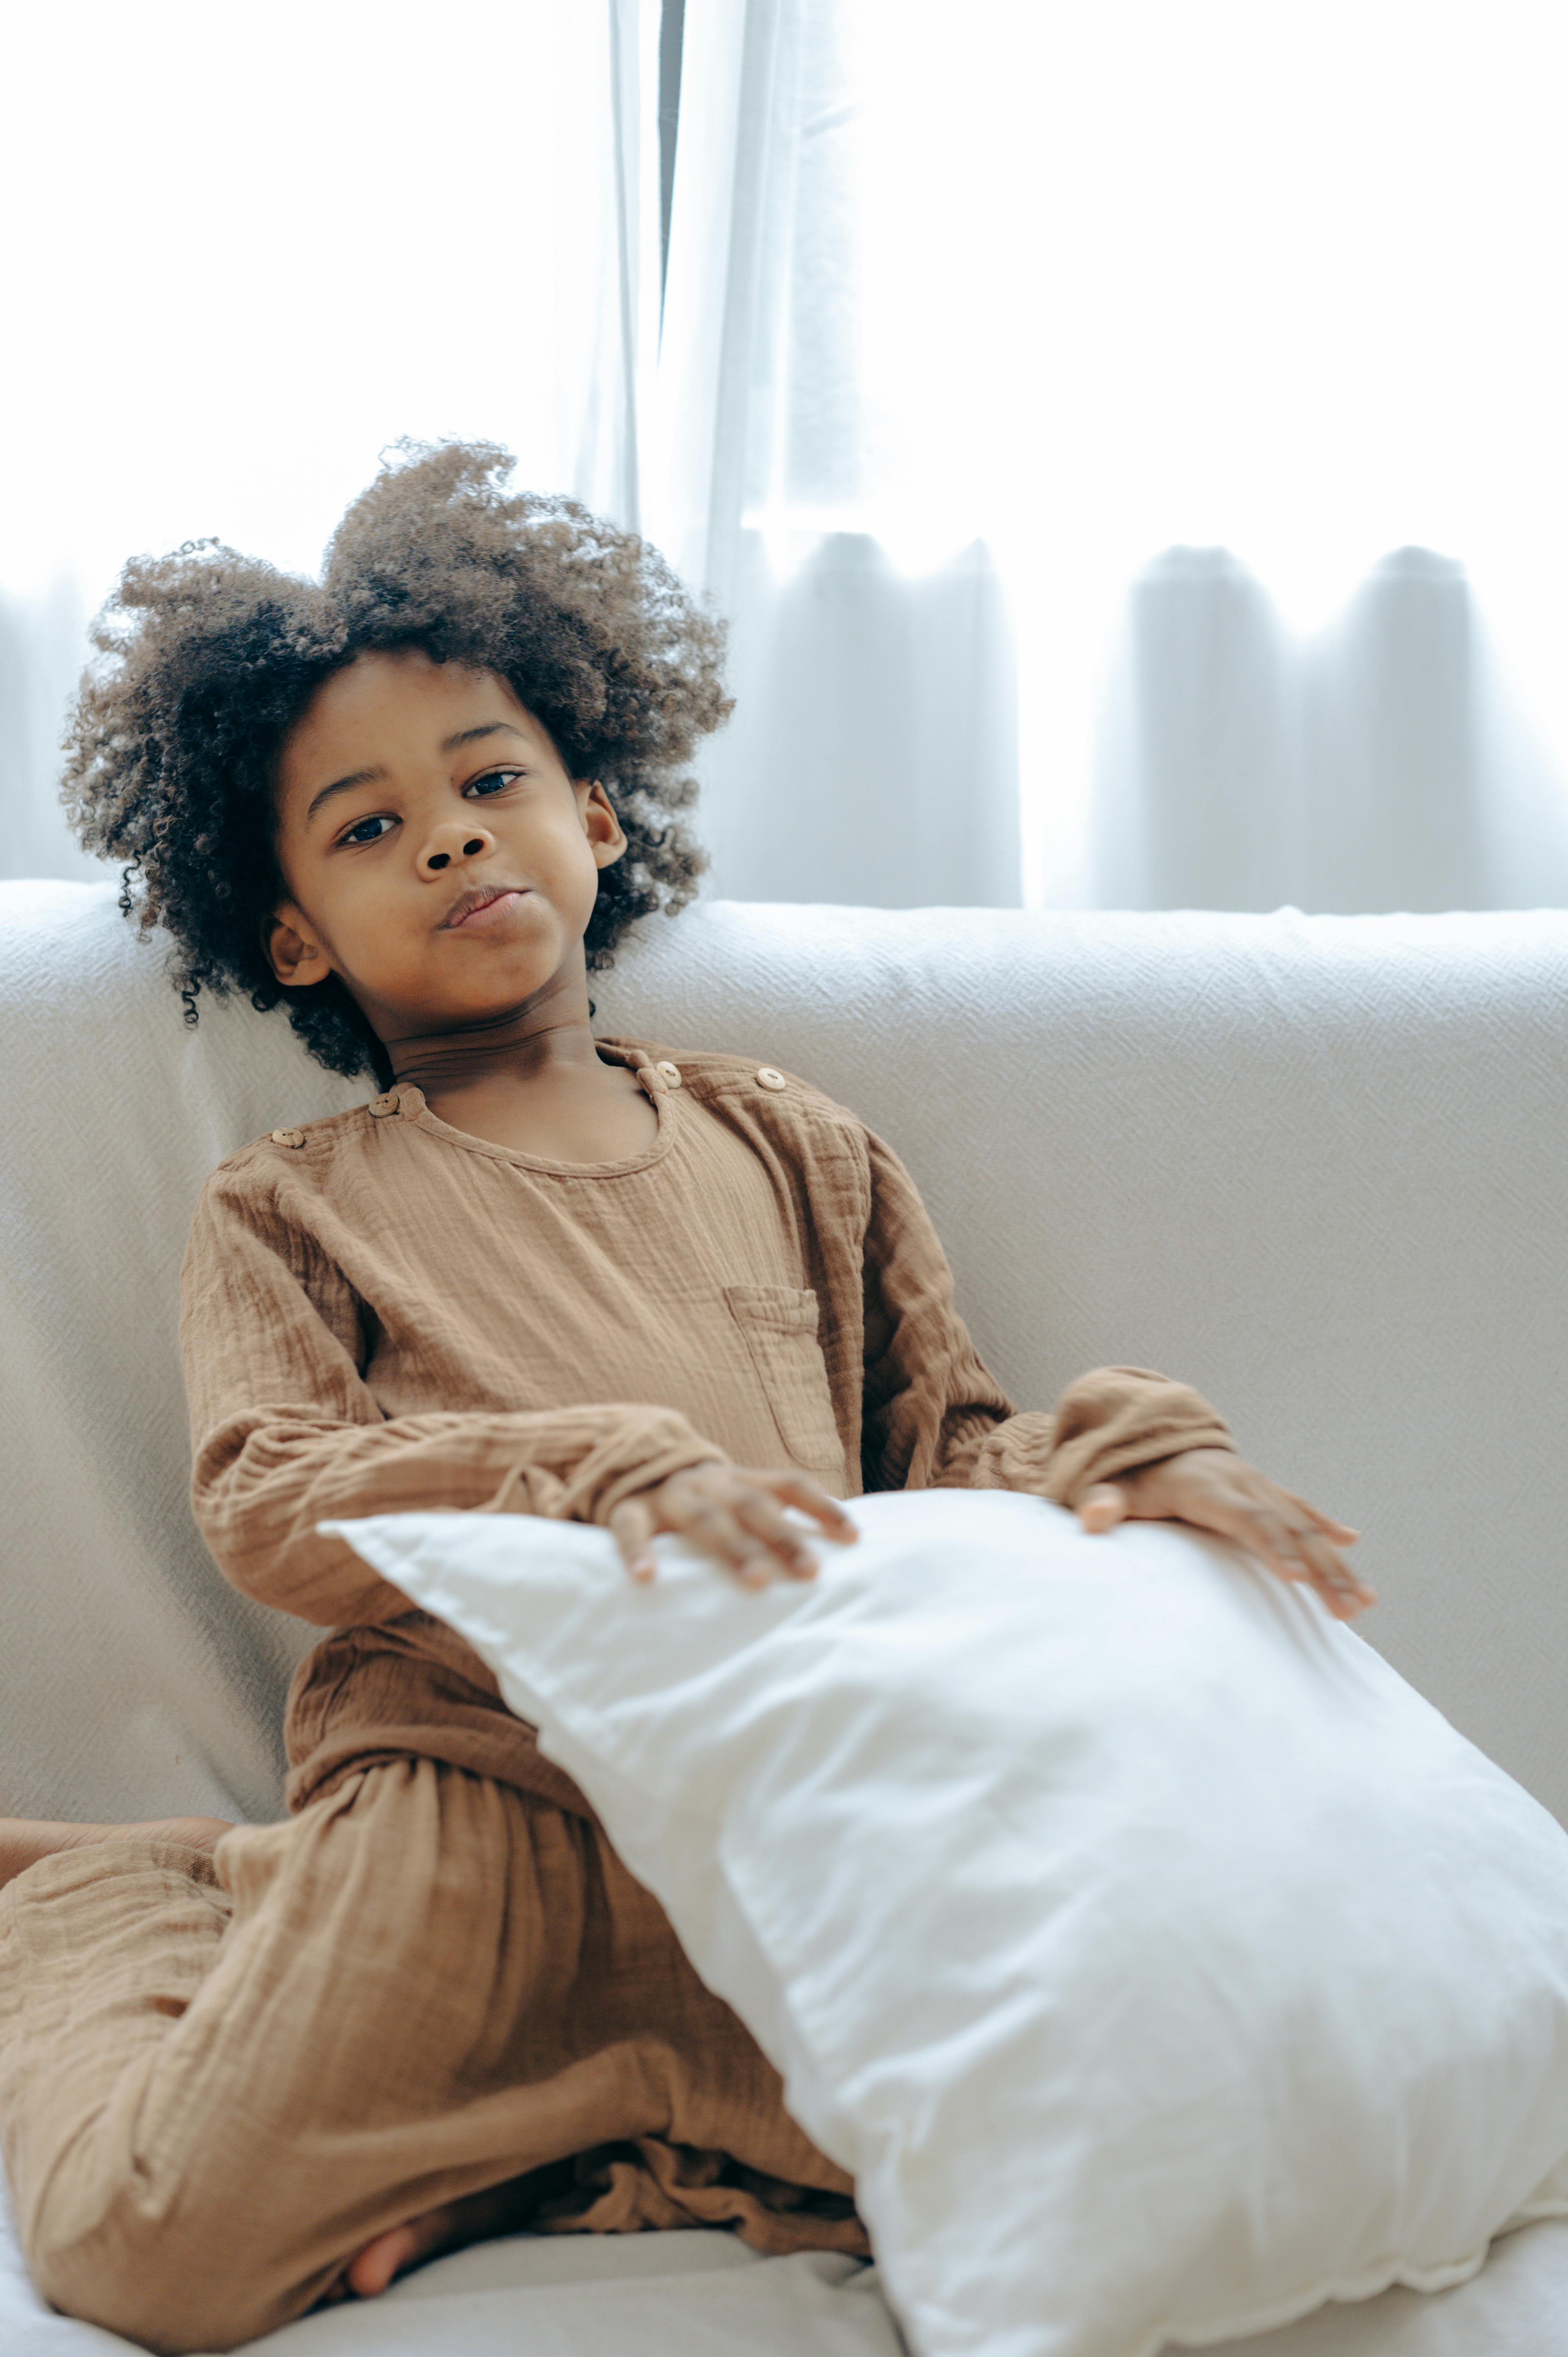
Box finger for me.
[1077,1482,1128,1534]
[1208,1499,1322,1590]
[677,1501,781,1588]
[1281,1488,1361,1544]
[759,1473,860,1544]
[608,1497,659,1582]
[1229,1504,1376,1618]
[1296,1527,1379,1617]
[1266,1510,1376,1614]
[731,1489,821,1580]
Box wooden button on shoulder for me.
[755,1066,788,1092]
[655,1060,683,1088]
[634,1064,667,1097]
[367,1092,400,1119]
[270,1127,305,1148]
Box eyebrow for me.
[303,723,530,827]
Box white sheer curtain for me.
[9,0,1568,914]
[640,0,1022,905]
[1090,547,1568,912]
[0,585,95,882]
[0,0,632,883]
[648,0,1568,911]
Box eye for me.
[464,767,524,799]
[337,812,396,848]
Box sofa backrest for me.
[4,879,1567,1824]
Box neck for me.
[383,977,602,1099]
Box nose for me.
[417,820,496,878]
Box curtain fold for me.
[0,586,97,884]
[573,0,663,535]
[644,0,1021,906]
[1090,546,1568,912]
[695,529,1020,906]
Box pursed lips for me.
[440,885,528,930]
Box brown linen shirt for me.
[179,1038,1234,1815]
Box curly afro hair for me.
[62,439,729,1084]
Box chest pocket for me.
[723,1285,844,1475]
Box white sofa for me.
[4,875,1568,2355]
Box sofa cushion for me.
[4,879,1568,1824]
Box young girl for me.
[0,442,1371,2353]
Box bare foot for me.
[0,1816,232,1894]
[318,2166,575,2308]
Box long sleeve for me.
[857,1128,1235,1505]
[179,1164,725,1629]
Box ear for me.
[581,779,628,870]
[265,903,334,989]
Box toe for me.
[345,2222,423,2300]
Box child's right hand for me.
[609,1463,858,1589]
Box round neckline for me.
[388,1042,677,1178]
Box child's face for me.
[267,649,626,1049]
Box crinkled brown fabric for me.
[0,1760,863,2354]
[536,2136,862,2247]
[175,1038,1233,1811]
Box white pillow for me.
[322,1492,1568,2357]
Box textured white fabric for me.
[325,1491,1568,2357]
[5,2173,1568,2357]
[0,882,362,1820]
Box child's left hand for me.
[1077,1446,1376,1620]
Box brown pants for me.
[0,1758,861,2354]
